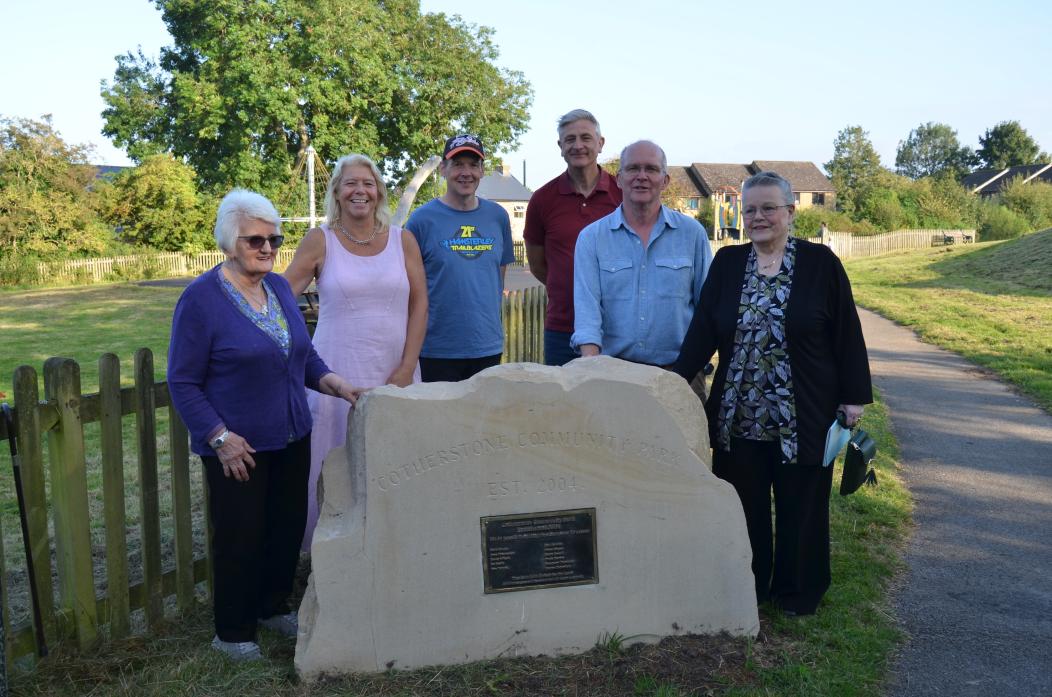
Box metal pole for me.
[307,145,317,229]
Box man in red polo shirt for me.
[524,109,623,365]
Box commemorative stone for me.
[295,357,758,677]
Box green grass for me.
[0,282,182,393]
[6,388,909,697]
[0,280,204,630]
[843,229,1052,411]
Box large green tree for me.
[825,126,888,216]
[101,0,533,202]
[895,122,975,180]
[976,121,1047,170]
[99,154,212,251]
[0,115,110,256]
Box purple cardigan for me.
[167,265,331,456]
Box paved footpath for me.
[858,309,1052,697]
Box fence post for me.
[502,296,515,367]
[134,349,164,628]
[98,354,130,638]
[166,391,195,613]
[42,358,98,649]
[12,366,55,645]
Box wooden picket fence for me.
[31,241,529,286]
[0,350,210,666]
[710,229,977,258]
[34,249,297,285]
[501,285,546,363]
[824,229,976,258]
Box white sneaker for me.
[259,611,298,637]
[211,635,262,661]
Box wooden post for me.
[508,292,522,362]
[98,354,130,638]
[134,349,164,628]
[42,358,98,649]
[166,391,195,612]
[502,296,515,367]
[12,366,55,644]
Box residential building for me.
[476,164,532,242]
[963,163,1052,197]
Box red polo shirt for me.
[524,168,622,332]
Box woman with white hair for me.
[168,189,363,660]
[673,171,872,616]
[285,154,427,550]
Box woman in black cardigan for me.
[673,171,872,615]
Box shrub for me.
[978,203,1030,241]
[860,188,912,230]
[999,177,1052,231]
[793,206,877,236]
[0,254,41,286]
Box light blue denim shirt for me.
[571,205,713,365]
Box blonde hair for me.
[324,154,391,229]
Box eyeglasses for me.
[238,234,284,249]
[743,204,791,219]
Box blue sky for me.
[2,0,1049,188]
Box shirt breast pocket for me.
[654,256,694,298]
[599,257,634,301]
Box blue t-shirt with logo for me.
[406,197,515,359]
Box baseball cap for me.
[443,134,485,160]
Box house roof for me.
[685,160,834,196]
[689,163,752,196]
[750,161,834,192]
[667,166,704,197]
[477,170,532,202]
[963,163,1052,195]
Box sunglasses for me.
[238,234,284,250]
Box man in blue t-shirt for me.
[406,134,515,382]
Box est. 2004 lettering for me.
[488,476,579,498]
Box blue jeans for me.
[544,329,578,366]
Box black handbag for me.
[840,428,878,495]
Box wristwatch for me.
[209,429,231,450]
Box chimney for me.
[501,162,511,176]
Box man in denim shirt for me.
[572,140,713,366]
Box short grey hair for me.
[557,109,602,138]
[743,171,794,206]
[619,140,667,174]
[214,189,281,253]
[325,153,391,229]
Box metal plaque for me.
[481,508,598,593]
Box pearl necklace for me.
[336,220,381,246]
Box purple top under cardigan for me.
[168,265,331,456]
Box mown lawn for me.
[843,230,1052,411]
[0,282,182,393]
[0,278,911,695]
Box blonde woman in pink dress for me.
[285,154,427,550]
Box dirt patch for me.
[304,625,779,697]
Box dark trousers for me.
[713,437,833,615]
[543,329,577,366]
[420,354,502,382]
[202,435,310,642]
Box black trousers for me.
[419,353,502,382]
[713,437,834,615]
[202,435,310,642]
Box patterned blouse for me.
[716,236,799,464]
[219,275,291,357]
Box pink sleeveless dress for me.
[303,225,420,550]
